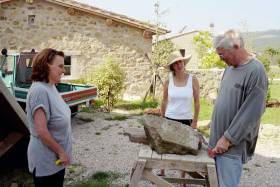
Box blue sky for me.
[77,0,280,35]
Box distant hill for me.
[243,30,280,52]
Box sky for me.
[77,0,280,36]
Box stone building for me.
[166,30,201,69]
[0,0,168,99]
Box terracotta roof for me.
[1,0,169,35]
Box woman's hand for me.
[58,151,70,166]
[191,121,198,129]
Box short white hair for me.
[213,29,244,50]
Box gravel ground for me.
[65,112,280,187]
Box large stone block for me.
[141,115,201,155]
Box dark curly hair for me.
[31,48,64,83]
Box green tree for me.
[142,40,174,102]
[193,31,226,68]
[92,57,126,111]
[257,47,279,102]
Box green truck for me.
[0,51,97,115]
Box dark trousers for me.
[32,169,65,187]
[166,117,192,126]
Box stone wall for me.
[0,0,153,99]
[188,69,224,100]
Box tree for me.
[142,40,174,102]
[142,0,173,102]
[193,31,226,68]
[257,47,280,102]
[92,57,126,111]
[151,39,174,67]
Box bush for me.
[92,57,126,111]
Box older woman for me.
[26,48,72,187]
[160,50,200,178]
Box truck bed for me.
[14,82,97,107]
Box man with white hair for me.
[209,29,268,187]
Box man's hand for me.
[213,135,231,154]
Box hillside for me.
[244,30,280,52]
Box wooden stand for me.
[130,145,218,187]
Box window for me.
[64,56,71,76]
[28,15,35,25]
[25,58,33,67]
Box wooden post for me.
[207,164,218,187]
[142,169,173,187]
[129,159,146,187]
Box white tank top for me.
[165,73,193,120]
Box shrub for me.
[92,57,126,111]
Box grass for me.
[0,170,34,187]
[198,98,280,125]
[70,171,122,187]
[270,82,280,101]
[261,107,280,125]
[198,125,210,138]
[105,115,128,121]
[114,99,158,110]
[198,98,213,120]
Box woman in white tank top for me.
[160,50,200,178]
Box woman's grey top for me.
[26,81,72,177]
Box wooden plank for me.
[145,160,207,172]
[162,149,215,165]
[186,172,205,179]
[151,150,162,160]
[130,161,137,180]
[207,164,218,187]
[142,169,173,187]
[129,159,146,187]
[138,145,153,159]
[0,78,28,130]
[0,132,23,156]
[163,177,206,185]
